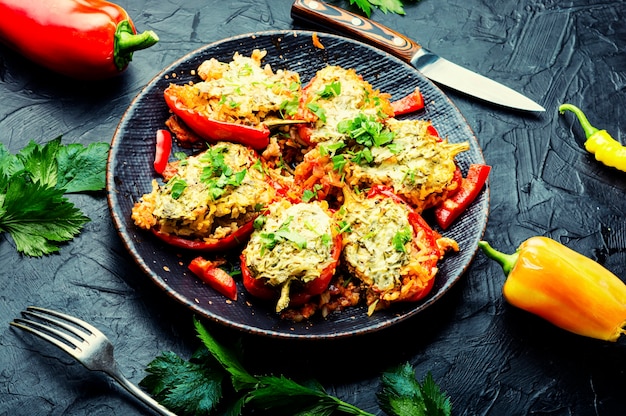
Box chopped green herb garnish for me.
[302,184,323,202]
[199,146,247,200]
[317,81,341,99]
[392,226,413,253]
[332,154,348,173]
[279,96,299,117]
[319,141,346,157]
[253,214,267,230]
[337,113,395,148]
[302,189,316,202]
[307,103,327,123]
[259,216,307,252]
[169,178,188,199]
[337,220,352,234]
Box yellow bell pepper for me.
[479,237,626,342]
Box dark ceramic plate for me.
[107,30,489,339]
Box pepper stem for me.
[114,20,160,71]
[478,241,518,276]
[558,103,599,139]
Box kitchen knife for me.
[291,0,545,112]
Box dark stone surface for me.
[1,1,625,415]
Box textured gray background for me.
[1,0,625,415]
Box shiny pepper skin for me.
[0,0,159,80]
[559,103,626,172]
[479,237,626,342]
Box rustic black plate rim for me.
[106,30,489,340]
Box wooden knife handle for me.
[291,0,421,63]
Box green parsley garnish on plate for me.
[0,136,109,256]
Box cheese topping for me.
[301,65,394,144]
[340,196,413,291]
[347,118,470,211]
[242,200,335,311]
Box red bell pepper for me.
[163,86,270,150]
[0,0,159,80]
[391,87,425,116]
[188,257,238,301]
[153,129,172,174]
[434,164,491,230]
[240,232,342,307]
[427,124,439,138]
[151,219,256,252]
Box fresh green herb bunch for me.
[0,137,109,256]
[141,318,452,416]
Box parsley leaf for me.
[377,364,452,416]
[392,227,413,253]
[259,216,308,252]
[140,349,225,415]
[317,81,341,99]
[14,137,61,188]
[307,103,327,123]
[368,0,406,15]
[0,176,89,256]
[347,0,407,17]
[142,320,452,416]
[169,178,188,199]
[280,96,300,117]
[337,113,394,148]
[0,137,109,256]
[56,141,110,193]
[199,146,247,200]
[194,317,258,391]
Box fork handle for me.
[108,369,178,416]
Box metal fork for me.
[10,306,177,416]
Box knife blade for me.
[291,0,545,112]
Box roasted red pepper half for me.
[188,257,238,301]
[151,219,256,252]
[240,232,342,307]
[0,0,159,80]
[153,129,172,174]
[391,87,425,116]
[433,163,491,230]
[163,86,271,150]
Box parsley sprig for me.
[319,113,399,172]
[198,146,247,200]
[392,227,413,253]
[258,216,308,252]
[141,318,452,416]
[0,137,109,256]
[346,0,410,17]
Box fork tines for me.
[10,306,97,355]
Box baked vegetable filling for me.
[131,141,274,242]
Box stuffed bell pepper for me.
[339,186,458,315]
[240,199,342,312]
[163,49,302,150]
[131,141,275,251]
[294,65,395,146]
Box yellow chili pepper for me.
[559,103,626,172]
[479,237,626,342]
